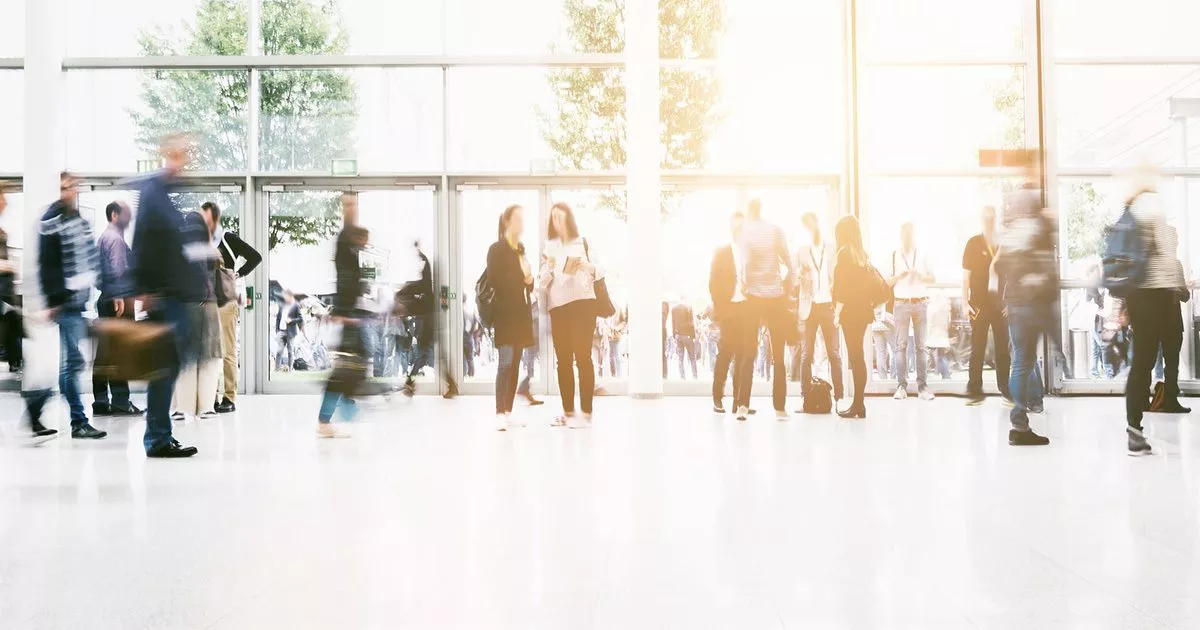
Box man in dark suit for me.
[710,211,752,414]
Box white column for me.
[625,0,662,398]
[22,0,65,392]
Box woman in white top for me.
[541,202,600,428]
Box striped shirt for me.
[1130,192,1183,290]
[737,219,793,299]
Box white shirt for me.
[795,242,835,304]
[890,247,934,300]
[541,237,602,310]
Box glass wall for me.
[0,71,23,173]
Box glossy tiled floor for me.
[1,393,1198,629]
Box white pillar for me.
[22,0,65,392]
[625,0,662,398]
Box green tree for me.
[539,0,726,218]
[133,0,355,249]
[1064,181,1106,263]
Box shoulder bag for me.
[582,239,616,318]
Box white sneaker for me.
[735,406,749,422]
[919,389,935,401]
[776,409,789,421]
[505,413,527,430]
[893,387,908,400]
[316,424,349,439]
[496,414,509,432]
[567,413,591,429]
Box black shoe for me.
[92,401,112,416]
[525,394,545,407]
[110,403,144,416]
[1008,429,1049,446]
[837,406,867,419]
[28,418,58,440]
[215,399,236,413]
[1127,427,1153,457]
[1028,403,1045,414]
[713,401,726,414]
[147,442,199,458]
[747,408,758,416]
[1157,401,1191,414]
[965,393,986,407]
[403,378,416,398]
[171,411,186,422]
[71,424,107,440]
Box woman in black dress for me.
[833,216,876,419]
[487,204,535,430]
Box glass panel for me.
[65,70,249,172]
[0,186,21,383]
[868,287,973,384]
[66,0,250,57]
[859,66,1026,171]
[548,188,627,383]
[0,71,24,172]
[1060,287,1131,382]
[862,177,1019,283]
[0,1,23,57]
[858,0,1024,60]
[460,189,543,387]
[258,68,442,172]
[1054,66,1200,169]
[266,189,437,385]
[1053,0,1200,58]
[445,0,620,55]
[448,68,625,172]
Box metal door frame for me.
[252,176,443,394]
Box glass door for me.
[258,180,440,393]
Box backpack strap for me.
[582,237,591,261]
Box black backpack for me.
[802,378,834,414]
[475,269,496,328]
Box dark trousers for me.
[1127,289,1176,429]
[144,298,185,453]
[712,303,754,407]
[92,298,131,408]
[743,296,787,412]
[495,345,524,414]
[463,330,476,377]
[802,302,843,398]
[842,312,871,410]
[319,320,367,424]
[2,305,21,369]
[517,345,537,395]
[968,302,1011,396]
[550,300,596,415]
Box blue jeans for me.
[893,301,928,390]
[57,310,88,426]
[1008,304,1051,431]
[495,345,522,414]
[144,298,187,452]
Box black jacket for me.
[709,244,736,323]
[132,170,206,302]
[216,231,263,278]
[486,240,534,348]
[396,251,434,316]
[332,226,367,318]
[832,248,875,321]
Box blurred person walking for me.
[316,193,370,438]
[515,303,544,406]
[131,135,199,458]
[210,201,261,413]
[795,212,844,408]
[398,242,436,394]
[995,152,1054,447]
[1,184,55,440]
[1146,225,1190,415]
[962,205,1012,405]
[736,198,795,420]
[710,211,754,417]
[541,201,601,429]
[487,204,535,430]
[1118,170,1189,455]
[169,203,223,422]
[832,216,876,419]
[274,290,303,370]
[39,172,106,440]
[887,222,936,401]
[92,201,142,417]
[671,301,699,379]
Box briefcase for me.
[92,318,177,382]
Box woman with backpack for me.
[486,204,535,431]
[832,216,876,419]
[541,201,600,429]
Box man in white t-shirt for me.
[794,212,842,404]
[887,222,936,400]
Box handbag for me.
[92,318,177,382]
[214,236,238,306]
[582,238,616,318]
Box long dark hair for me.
[547,201,580,241]
[834,216,868,267]
[497,204,522,242]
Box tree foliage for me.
[133,0,355,249]
[540,0,726,218]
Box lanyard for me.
[809,244,825,292]
[900,249,916,273]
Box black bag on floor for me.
[803,377,834,414]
